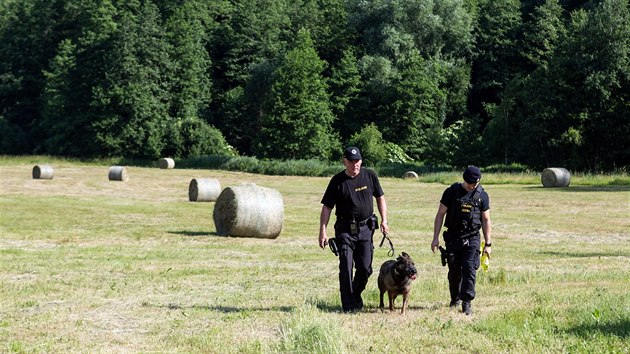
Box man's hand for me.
[431,238,440,253]
[319,233,328,249]
[380,221,389,235]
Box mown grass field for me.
[1,158,629,353]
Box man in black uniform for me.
[319,147,389,312]
[431,166,492,315]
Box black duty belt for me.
[337,215,371,226]
[446,228,480,240]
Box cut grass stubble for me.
[1,161,629,353]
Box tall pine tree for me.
[253,28,339,160]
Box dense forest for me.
[1,0,628,171]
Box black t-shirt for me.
[440,182,490,230]
[321,168,384,221]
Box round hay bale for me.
[108,166,129,182]
[541,167,571,188]
[189,178,221,202]
[32,165,54,180]
[213,183,284,239]
[158,157,175,169]
[403,171,418,179]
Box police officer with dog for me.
[319,147,389,312]
[431,166,492,315]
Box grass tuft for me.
[276,305,349,354]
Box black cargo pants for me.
[444,231,481,302]
[335,221,375,312]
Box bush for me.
[383,142,413,163]
[178,155,341,176]
[222,156,261,172]
[180,119,237,158]
[483,163,531,173]
[347,123,387,166]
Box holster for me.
[328,238,339,256]
[439,246,448,266]
[366,214,378,231]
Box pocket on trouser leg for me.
[446,250,459,268]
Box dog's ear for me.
[402,251,409,258]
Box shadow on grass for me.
[523,185,629,192]
[313,302,434,314]
[541,251,628,258]
[168,230,221,237]
[145,301,436,315]
[567,319,630,339]
[143,302,294,313]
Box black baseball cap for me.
[463,166,481,184]
[344,147,362,160]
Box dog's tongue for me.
[410,274,417,280]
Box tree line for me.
[1,0,628,171]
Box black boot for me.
[449,298,461,307]
[462,301,472,316]
[353,294,364,311]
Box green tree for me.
[35,0,119,156]
[161,1,219,157]
[348,0,473,59]
[207,0,291,153]
[520,0,565,70]
[253,28,339,160]
[90,0,172,158]
[347,0,474,161]
[540,0,630,170]
[39,39,80,155]
[383,51,446,161]
[469,0,522,125]
[0,0,73,153]
[165,2,212,122]
[347,123,386,167]
[329,49,363,139]
[286,0,352,65]
[209,0,290,90]
[230,60,278,155]
[484,0,566,166]
[490,0,630,170]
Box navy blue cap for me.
[463,166,481,184]
[344,147,362,160]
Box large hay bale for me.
[158,157,175,169]
[402,171,418,179]
[32,165,54,180]
[189,178,221,202]
[541,167,571,187]
[213,183,284,239]
[108,166,129,182]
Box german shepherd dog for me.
[378,252,417,314]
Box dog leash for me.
[379,232,395,257]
